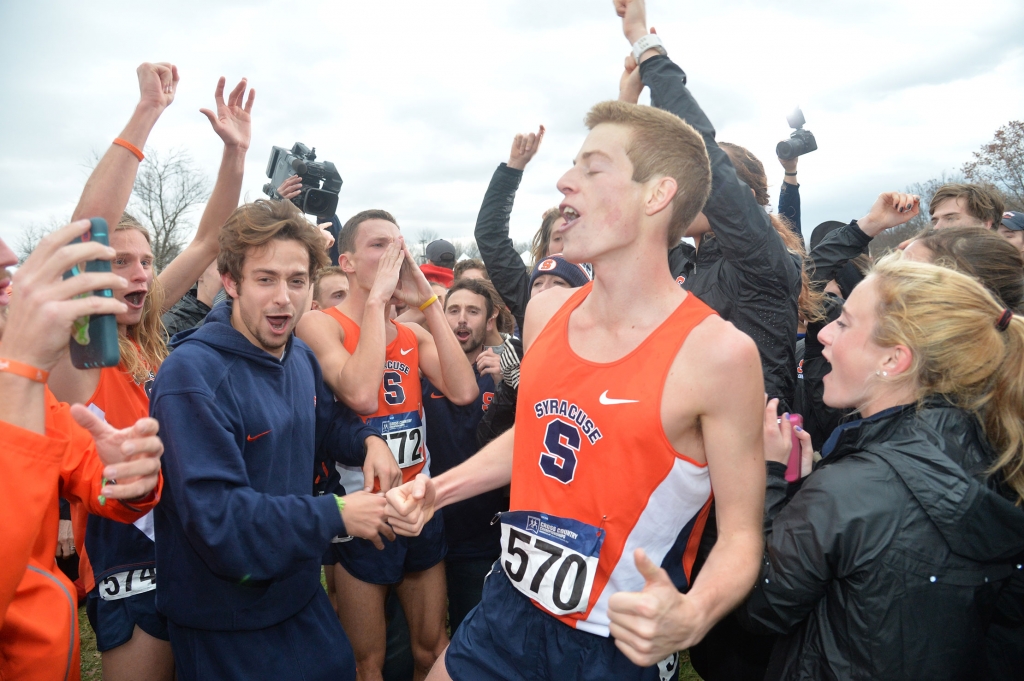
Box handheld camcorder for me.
[262,142,343,217]
[776,108,818,161]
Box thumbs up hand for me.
[607,548,707,667]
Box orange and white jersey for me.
[324,307,429,491]
[505,283,715,636]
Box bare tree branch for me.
[129,148,211,271]
[962,120,1024,211]
[15,217,67,264]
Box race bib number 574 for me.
[500,511,604,616]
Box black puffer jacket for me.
[642,55,802,409]
[741,400,1024,681]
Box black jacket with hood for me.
[642,55,802,410]
[740,400,1024,680]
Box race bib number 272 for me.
[500,511,604,616]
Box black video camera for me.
[262,142,343,218]
[776,109,817,161]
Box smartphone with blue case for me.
[63,217,121,369]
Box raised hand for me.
[136,62,179,111]
[857,191,921,238]
[608,549,705,666]
[384,474,436,537]
[200,76,255,150]
[317,223,336,252]
[70,406,163,501]
[0,220,126,373]
[508,126,546,171]
[362,435,403,493]
[619,55,643,104]
[339,491,396,550]
[476,348,502,383]
[614,0,649,44]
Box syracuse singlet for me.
[505,282,715,636]
[68,358,159,644]
[323,307,429,490]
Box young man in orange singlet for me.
[296,210,479,681]
[44,63,255,681]
[385,99,766,681]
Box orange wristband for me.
[113,138,145,162]
[0,358,49,383]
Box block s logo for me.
[539,418,581,484]
[481,391,494,412]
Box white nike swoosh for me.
[599,390,639,405]
[400,348,413,356]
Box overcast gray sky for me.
[1,0,1022,253]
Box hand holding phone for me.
[63,218,121,369]
[0,219,125,375]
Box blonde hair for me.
[116,214,168,383]
[584,100,711,246]
[530,208,564,267]
[871,256,1024,502]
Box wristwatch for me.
[632,33,667,63]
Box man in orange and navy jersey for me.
[297,209,478,681]
[384,61,765,681]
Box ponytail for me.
[980,313,1024,500]
[872,256,1024,503]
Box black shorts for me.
[326,512,446,584]
[445,563,679,681]
[86,588,168,653]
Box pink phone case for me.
[785,414,804,482]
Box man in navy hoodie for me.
[151,199,401,681]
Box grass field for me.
[76,572,703,680]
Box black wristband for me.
[785,172,798,176]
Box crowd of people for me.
[2,1,1023,680]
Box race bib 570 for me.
[500,511,604,616]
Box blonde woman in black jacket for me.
[747,256,1024,680]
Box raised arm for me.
[71,63,178,231]
[777,155,803,244]
[157,77,254,311]
[474,127,546,330]
[809,191,919,286]
[617,1,785,278]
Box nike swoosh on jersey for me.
[247,430,271,442]
[430,392,445,399]
[599,391,639,405]
[400,348,413,356]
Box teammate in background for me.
[312,266,351,311]
[928,183,1005,229]
[0,225,164,681]
[296,209,478,681]
[41,63,254,681]
[150,200,397,681]
[426,278,511,633]
[995,211,1024,256]
[385,100,765,681]
[453,258,489,282]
